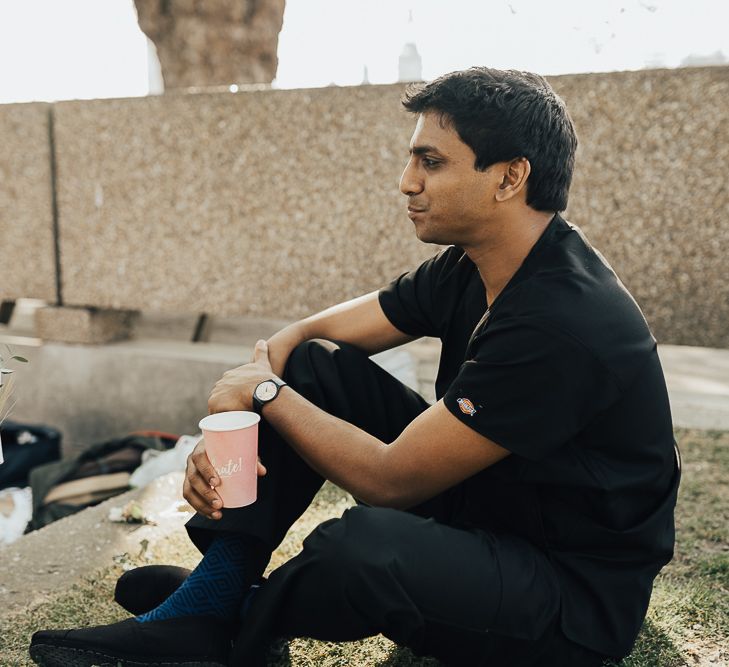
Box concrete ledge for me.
[2,325,728,457]
[1,333,427,457]
[0,472,190,620]
[2,337,242,456]
[35,306,138,344]
[659,344,729,430]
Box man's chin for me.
[413,225,448,246]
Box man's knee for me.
[298,507,428,644]
[285,338,367,375]
[282,339,338,400]
[284,339,337,380]
[303,506,407,575]
[282,339,370,405]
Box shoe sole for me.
[29,643,227,667]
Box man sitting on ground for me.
[30,67,679,667]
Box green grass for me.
[604,429,729,667]
[1,429,727,666]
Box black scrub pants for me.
[185,340,610,667]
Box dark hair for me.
[402,67,577,212]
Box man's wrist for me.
[244,373,273,410]
[252,377,287,414]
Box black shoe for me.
[114,565,192,615]
[29,615,231,667]
[113,567,288,662]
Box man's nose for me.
[399,159,423,196]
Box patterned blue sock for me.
[136,533,267,622]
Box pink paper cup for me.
[198,411,261,508]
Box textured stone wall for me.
[52,85,434,319]
[552,67,729,349]
[2,66,728,347]
[0,103,56,301]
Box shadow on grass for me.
[373,620,686,667]
[606,620,685,667]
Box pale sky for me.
[0,0,727,104]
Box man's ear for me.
[494,157,531,202]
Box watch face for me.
[255,380,278,401]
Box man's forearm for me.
[211,338,394,504]
[266,323,308,377]
[206,339,505,517]
[265,292,415,376]
[261,386,392,506]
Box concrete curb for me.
[0,472,190,620]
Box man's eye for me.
[422,158,440,169]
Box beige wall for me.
[0,102,56,302]
[1,67,728,346]
[554,68,729,348]
[52,85,431,318]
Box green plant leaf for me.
[10,356,28,363]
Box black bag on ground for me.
[0,421,62,490]
[27,431,178,532]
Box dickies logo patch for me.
[457,397,477,416]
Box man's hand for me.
[207,340,277,414]
[183,437,267,520]
[266,324,307,378]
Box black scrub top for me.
[378,213,680,657]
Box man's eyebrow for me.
[409,144,445,157]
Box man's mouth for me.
[407,207,427,221]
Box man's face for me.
[399,112,502,246]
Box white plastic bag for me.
[0,486,32,545]
[129,434,201,488]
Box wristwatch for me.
[252,378,287,414]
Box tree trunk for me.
[133,0,286,89]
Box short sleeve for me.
[379,246,475,338]
[443,318,620,460]
[378,246,462,339]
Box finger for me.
[184,480,222,520]
[183,476,219,517]
[191,447,220,487]
[187,466,223,508]
[186,452,222,506]
[257,460,267,476]
[254,339,270,364]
